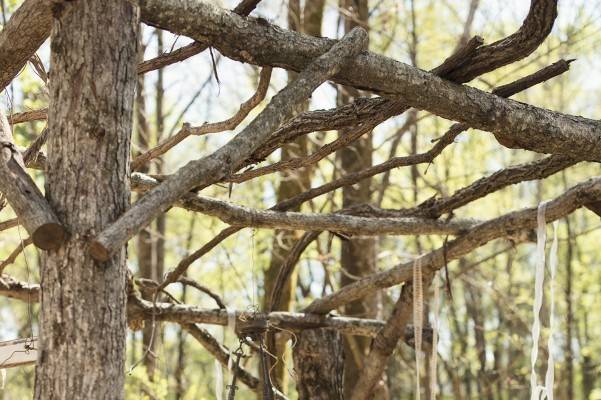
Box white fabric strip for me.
[544,221,559,400]
[429,272,440,400]
[530,202,548,400]
[214,359,223,400]
[413,256,423,400]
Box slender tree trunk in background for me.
[135,29,158,381]
[174,282,187,400]
[34,2,138,399]
[339,0,379,398]
[581,312,596,398]
[561,171,575,400]
[175,217,195,399]
[154,29,166,292]
[263,0,324,392]
[448,265,470,399]
[337,2,381,397]
[466,282,494,400]
[137,29,166,382]
[292,328,344,400]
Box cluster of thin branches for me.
[2,0,601,397]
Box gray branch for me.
[304,176,601,314]
[0,109,66,250]
[130,173,477,236]
[90,27,368,261]
[137,0,601,161]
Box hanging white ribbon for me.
[429,272,440,400]
[413,256,423,400]
[214,359,224,400]
[530,202,547,400]
[530,202,559,400]
[544,221,559,400]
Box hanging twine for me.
[413,256,423,400]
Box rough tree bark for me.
[293,328,345,400]
[34,2,138,399]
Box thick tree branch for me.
[128,298,430,343]
[0,0,52,92]
[130,173,476,236]
[137,0,263,74]
[90,27,369,261]
[367,154,579,219]
[0,274,39,302]
[304,176,601,314]
[0,109,66,250]
[135,0,601,161]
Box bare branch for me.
[90,27,369,261]
[0,0,52,92]
[0,109,66,250]
[131,173,476,236]
[350,275,433,400]
[129,298,431,342]
[136,0,263,74]
[304,176,601,314]
[0,274,39,302]
[7,108,48,125]
[136,1,601,162]
[0,237,33,273]
[131,67,272,171]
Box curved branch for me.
[90,27,369,261]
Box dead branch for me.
[90,27,369,261]
[130,173,477,236]
[0,0,52,92]
[0,109,66,250]
[131,67,272,171]
[0,237,33,273]
[304,176,601,314]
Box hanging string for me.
[413,256,423,400]
[214,307,238,400]
[16,222,34,341]
[429,272,440,400]
[250,229,257,310]
[544,221,559,400]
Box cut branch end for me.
[32,222,67,250]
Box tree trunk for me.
[293,329,344,400]
[135,28,159,381]
[337,0,381,398]
[263,0,324,393]
[34,2,138,399]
